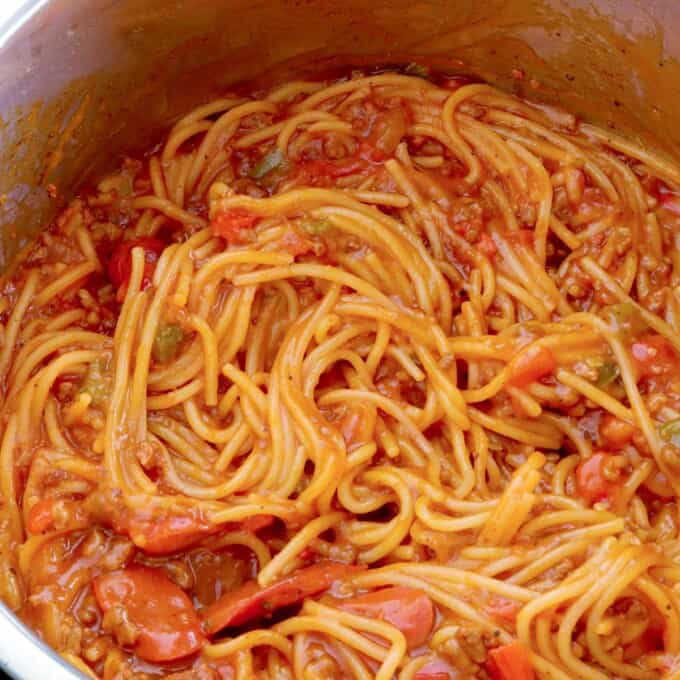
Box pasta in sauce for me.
[1,67,680,680]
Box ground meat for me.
[435,625,501,677]
[302,642,343,680]
[101,603,139,648]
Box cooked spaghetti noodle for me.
[1,66,680,680]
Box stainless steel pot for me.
[1,0,680,677]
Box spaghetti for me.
[1,67,680,679]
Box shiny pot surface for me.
[0,0,680,677]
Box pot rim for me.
[0,0,48,50]
[0,601,84,679]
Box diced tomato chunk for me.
[211,208,260,244]
[508,345,556,387]
[575,453,622,505]
[599,414,635,449]
[108,237,165,301]
[26,498,88,534]
[486,641,535,680]
[631,334,678,380]
[240,515,275,533]
[27,498,56,534]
